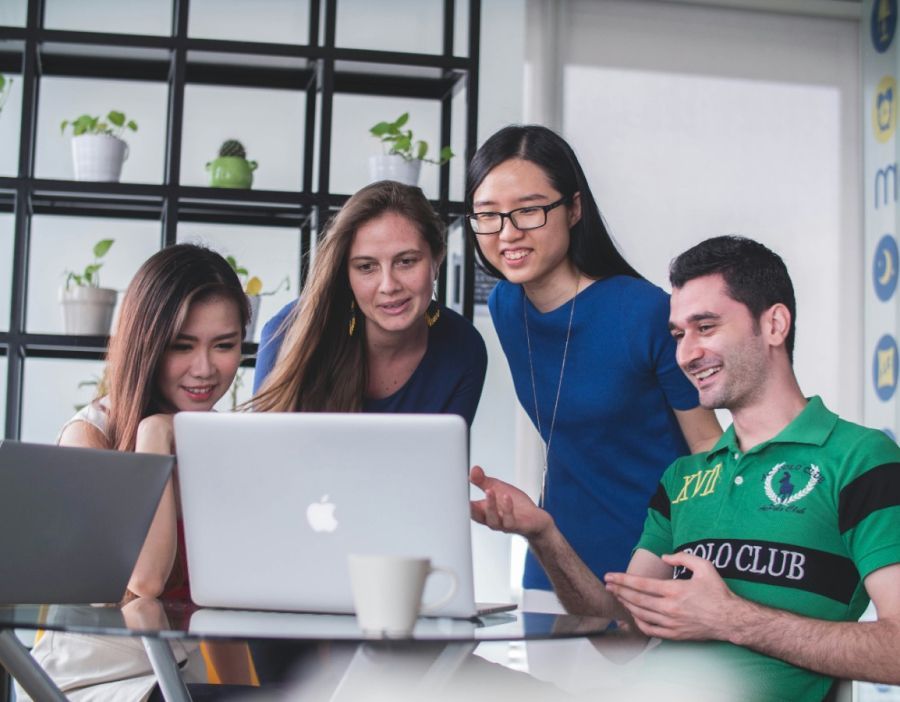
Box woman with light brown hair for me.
[253,180,486,426]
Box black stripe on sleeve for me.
[648,483,670,520]
[838,462,900,534]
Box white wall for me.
[536,0,862,423]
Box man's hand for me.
[604,551,740,641]
[469,465,553,539]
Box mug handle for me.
[419,566,458,615]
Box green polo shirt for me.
[635,396,900,701]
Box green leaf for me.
[60,120,69,134]
[235,266,248,277]
[394,135,411,154]
[107,111,125,127]
[370,121,393,137]
[394,112,409,128]
[126,120,138,131]
[0,75,6,90]
[438,146,454,163]
[226,255,237,268]
[416,141,428,160]
[93,239,114,259]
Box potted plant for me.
[60,238,118,335]
[226,255,289,339]
[60,111,138,182]
[207,139,258,189]
[0,73,12,116]
[369,112,454,186]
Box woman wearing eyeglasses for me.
[466,125,721,612]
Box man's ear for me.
[568,192,582,228]
[761,303,792,349]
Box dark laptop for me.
[0,440,173,604]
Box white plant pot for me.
[368,154,421,187]
[59,286,117,335]
[71,134,129,182]
[245,294,261,341]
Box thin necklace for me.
[524,278,579,507]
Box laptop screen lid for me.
[0,440,173,604]
[175,412,477,617]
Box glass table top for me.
[0,601,616,643]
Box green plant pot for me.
[206,156,257,189]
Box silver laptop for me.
[175,412,512,618]
[0,440,173,604]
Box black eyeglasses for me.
[467,197,570,235]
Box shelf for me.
[0,191,14,214]
[177,188,315,228]
[0,334,259,362]
[29,180,165,219]
[1,0,480,439]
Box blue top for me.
[489,276,700,590]
[253,300,488,427]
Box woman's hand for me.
[128,413,178,598]
[136,414,176,455]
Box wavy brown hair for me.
[104,244,250,451]
[252,180,445,413]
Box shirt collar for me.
[706,395,837,459]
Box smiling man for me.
[471,236,900,701]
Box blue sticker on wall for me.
[873,0,898,53]
[873,334,899,401]
[874,234,899,301]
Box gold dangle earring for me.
[348,299,358,337]
[425,299,440,327]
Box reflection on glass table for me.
[0,601,616,702]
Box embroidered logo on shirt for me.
[760,463,822,512]
[672,463,722,504]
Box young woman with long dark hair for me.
[466,125,721,609]
[19,244,254,701]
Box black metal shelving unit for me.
[0,0,481,443]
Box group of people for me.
[26,123,900,701]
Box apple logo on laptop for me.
[306,495,338,533]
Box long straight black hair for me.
[465,124,641,281]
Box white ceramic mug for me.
[348,554,458,637]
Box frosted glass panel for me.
[177,223,300,344]
[190,0,309,44]
[0,213,12,331]
[21,358,106,444]
[181,85,305,191]
[0,1,27,27]
[336,0,443,54]
[44,0,171,36]
[0,73,22,177]
[35,77,168,184]
[27,216,161,334]
[331,95,443,199]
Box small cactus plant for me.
[219,139,247,159]
[207,139,257,188]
